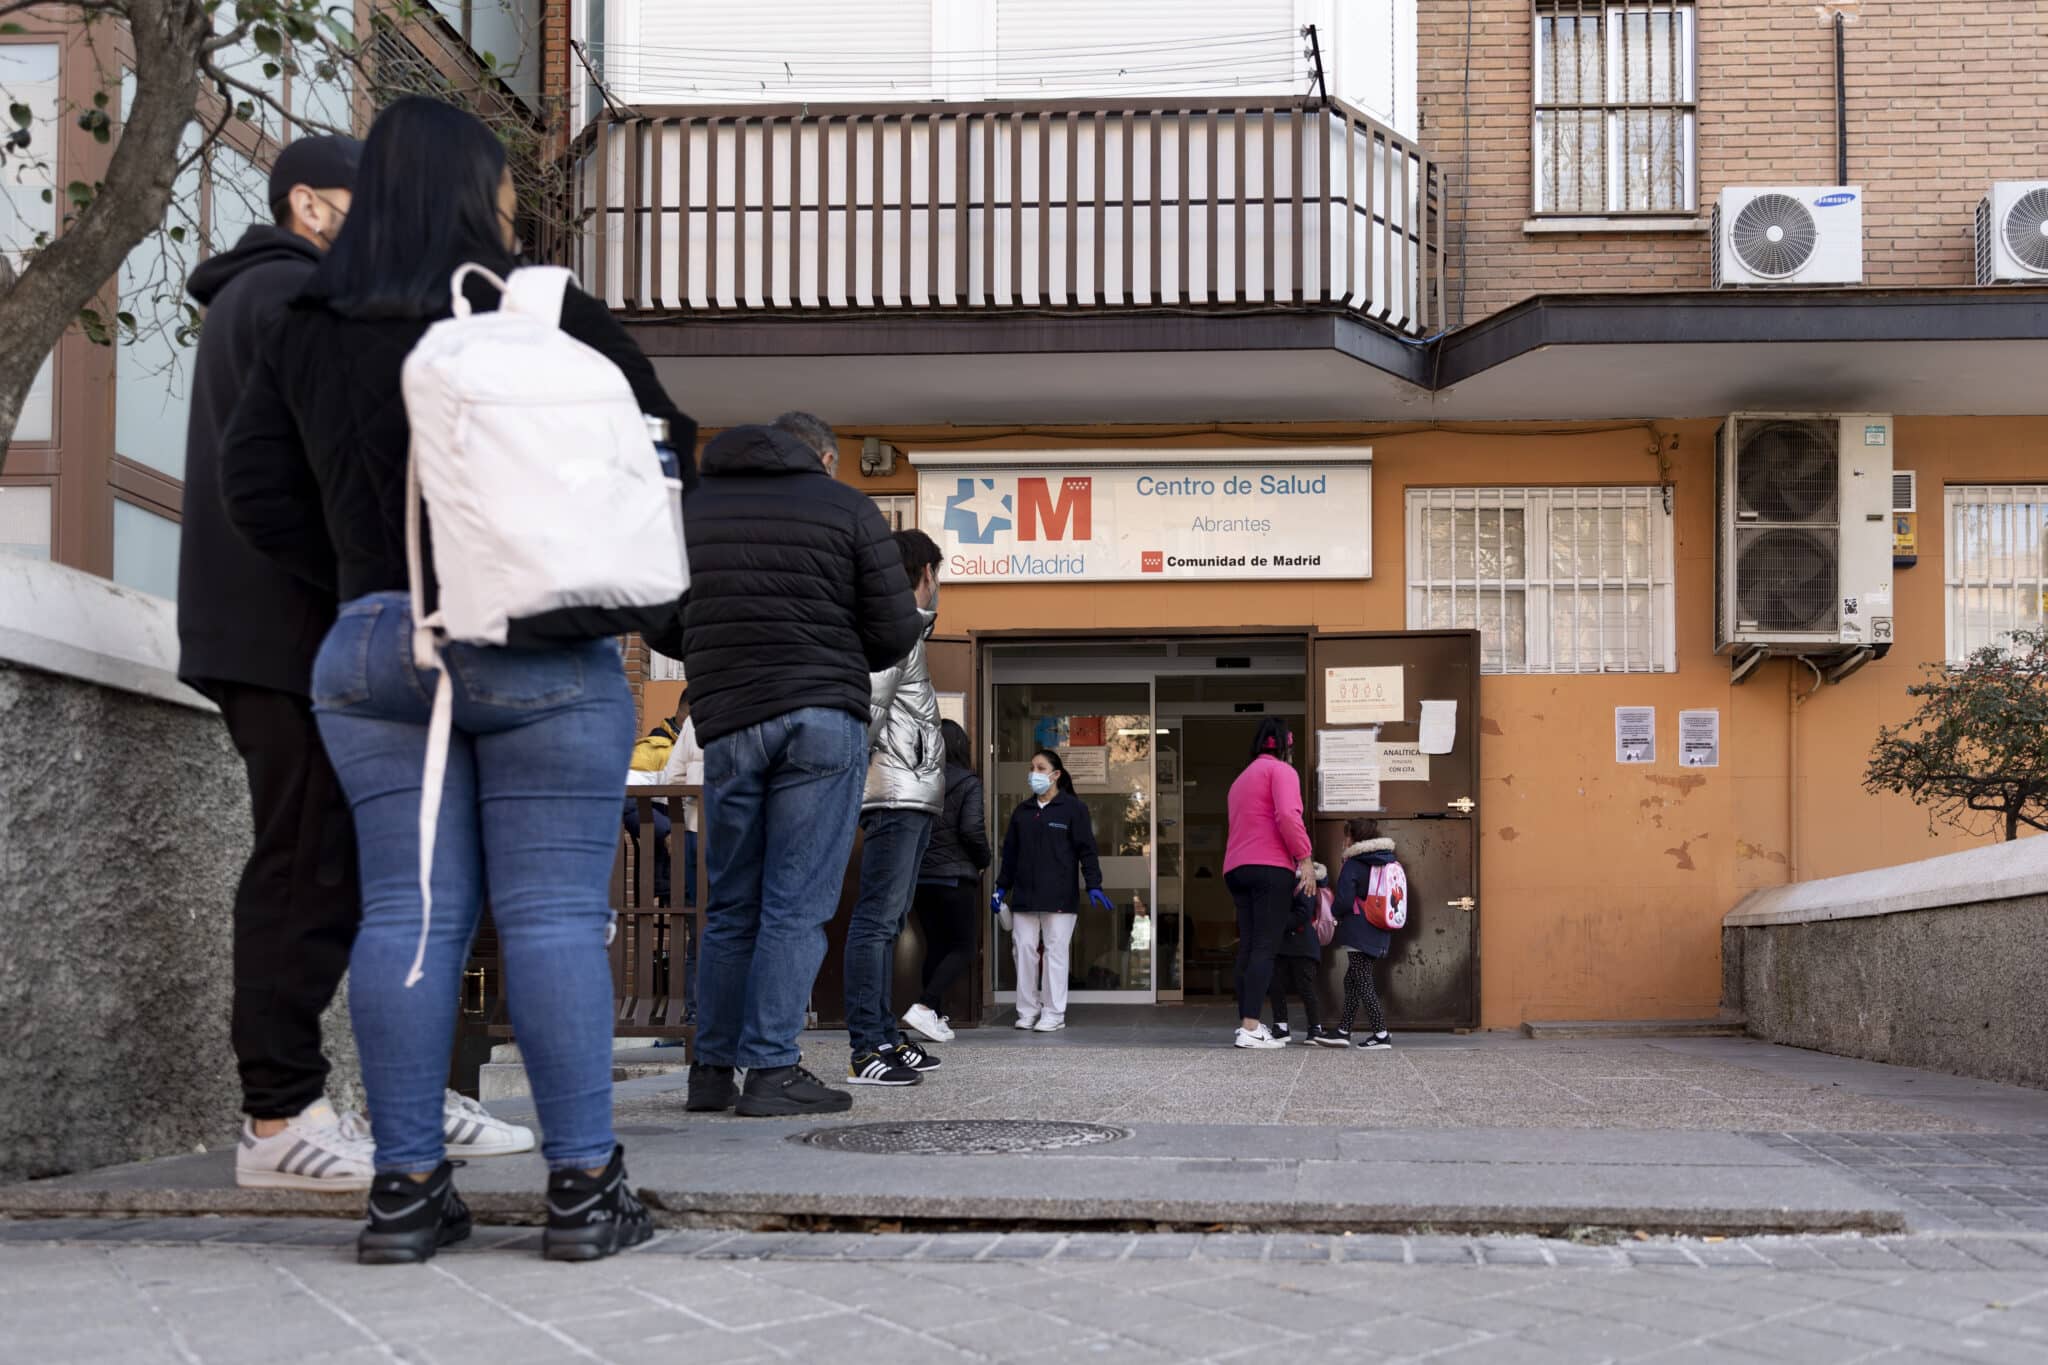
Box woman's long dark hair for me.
[940,718,973,770]
[312,97,516,318]
[1033,748,1076,795]
[1248,716,1294,762]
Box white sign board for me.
[1615,706,1657,764]
[1317,728,1380,768]
[1063,745,1111,790]
[1318,766,1382,813]
[1679,710,1721,768]
[937,692,967,727]
[1419,699,1457,755]
[1376,743,1430,782]
[1325,666,1403,725]
[918,455,1371,583]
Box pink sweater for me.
[1223,755,1313,873]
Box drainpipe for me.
[1834,13,1849,185]
[1787,657,1824,883]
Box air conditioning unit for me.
[1712,187,1864,287]
[1976,181,2048,283]
[1715,414,1894,654]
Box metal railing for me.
[572,97,1446,335]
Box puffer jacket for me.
[864,606,943,813]
[920,762,991,882]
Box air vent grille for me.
[1730,193,1818,278]
[2003,188,2048,274]
[1735,418,1840,524]
[1892,470,1917,514]
[1735,527,1840,635]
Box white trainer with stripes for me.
[235,1098,375,1192]
[442,1089,535,1157]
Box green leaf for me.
[252,24,283,55]
[0,23,24,34]
[235,100,255,121]
[263,61,280,78]
[115,310,136,333]
[8,103,30,129]
[93,90,109,109]
[39,187,51,203]
[77,306,111,347]
[168,225,187,243]
[65,180,93,208]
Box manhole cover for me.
[796,1119,1131,1156]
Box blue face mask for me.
[1028,771,1054,796]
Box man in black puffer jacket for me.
[678,412,921,1119]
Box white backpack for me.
[395,262,687,985]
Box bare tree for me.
[0,0,563,471]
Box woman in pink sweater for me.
[1223,717,1317,1049]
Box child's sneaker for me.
[543,1145,653,1263]
[1310,1026,1352,1048]
[1360,1032,1394,1050]
[357,1161,470,1265]
[849,1050,922,1086]
[1270,1021,1292,1044]
[1234,1024,1286,1050]
[236,1097,374,1192]
[892,1040,942,1071]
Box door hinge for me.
[1447,897,1476,911]
[1447,797,1476,813]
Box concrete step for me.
[1521,1018,1747,1040]
[479,1043,690,1102]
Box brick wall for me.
[1417,0,2048,322]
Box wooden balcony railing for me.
[573,97,1447,336]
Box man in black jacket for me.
[679,412,922,1118]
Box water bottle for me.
[645,415,680,481]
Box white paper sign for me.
[1318,766,1382,812]
[1064,745,1111,790]
[1376,743,1430,782]
[1679,710,1721,768]
[937,692,967,726]
[919,458,1372,582]
[1615,707,1657,764]
[1317,728,1381,768]
[1419,699,1457,755]
[1325,666,1403,724]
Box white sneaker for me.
[1033,1015,1066,1032]
[442,1090,534,1157]
[236,1098,375,1192]
[902,1003,955,1043]
[1013,1013,1039,1030]
[1234,1024,1286,1050]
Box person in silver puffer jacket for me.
[844,530,949,1084]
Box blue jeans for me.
[695,707,867,1071]
[312,593,633,1174]
[844,809,934,1056]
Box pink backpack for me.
[1357,861,1409,931]
[1312,888,1337,946]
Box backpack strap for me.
[501,266,574,326]
[403,439,451,989]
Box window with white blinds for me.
[1406,487,1676,674]
[1945,485,2048,662]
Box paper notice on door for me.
[1615,706,1656,764]
[1063,745,1111,790]
[937,692,967,726]
[1318,766,1382,813]
[1317,728,1380,768]
[1418,699,1457,755]
[1679,709,1721,768]
[1324,666,1403,724]
[1375,742,1430,782]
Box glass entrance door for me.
[989,680,1155,1002]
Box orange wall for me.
[833,416,2046,1028]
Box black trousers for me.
[1225,865,1295,1022]
[218,685,361,1120]
[913,878,978,1011]
[1268,956,1322,1032]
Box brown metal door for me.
[1306,631,1480,1030]
[815,637,982,1030]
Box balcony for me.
[572,97,1447,338]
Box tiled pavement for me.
[4,1220,2048,1363]
[1757,1134,2048,1234]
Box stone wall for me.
[1723,836,2048,1091]
[0,559,357,1183]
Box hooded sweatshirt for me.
[677,425,922,746]
[176,226,335,698]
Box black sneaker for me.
[357,1161,471,1265]
[1310,1026,1352,1049]
[892,1040,941,1072]
[737,1064,855,1116]
[1360,1032,1393,1050]
[542,1145,653,1263]
[848,1050,922,1086]
[685,1063,738,1112]
[1271,1022,1292,1044]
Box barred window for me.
[1406,487,1676,674]
[1945,485,2048,662]
[871,494,917,531]
[1533,0,1697,215]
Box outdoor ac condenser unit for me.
[1976,181,2048,283]
[1712,187,1864,287]
[1715,414,1894,653]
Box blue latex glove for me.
[991,891,1006,915]
[1088,889,1115,913]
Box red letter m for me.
[1018,477,1092,541]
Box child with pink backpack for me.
[1315,818,1407,1049]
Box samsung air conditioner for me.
[1715,414,1894,654]
[1712,187,1864,287]
[1976,181,2048,283]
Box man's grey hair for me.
[773,411,838,461]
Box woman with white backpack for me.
[221,98,694,1265]
[1319,818,1407,1050]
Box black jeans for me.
[913,878,978,1011]
[1225,865,1295,1023]
[217,684,361,1120]
[1269,956,1322,1032]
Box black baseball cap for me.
[268,135,362,212]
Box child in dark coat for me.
[1319,818,1399,1049]
[1266,862,1326,1043]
